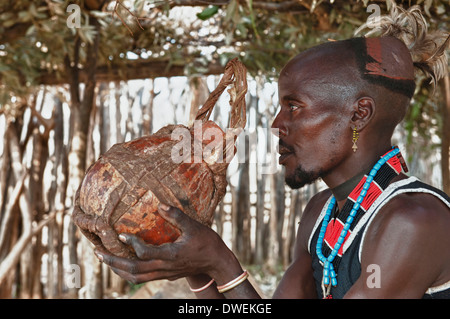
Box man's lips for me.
[279,152,293,164]
[277,142,294,165]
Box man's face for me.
[272,50,357,189]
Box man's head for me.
[273,0,450,190]
[272,36,415,189]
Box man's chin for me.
[284,165,322,189]
[285,176,313,189]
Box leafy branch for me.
[111,0,150,36]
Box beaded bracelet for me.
[217,270,249,294]
[189,278,215,293]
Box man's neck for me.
[330,166,370,201]
[322,143,392,210]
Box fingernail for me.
[95,252,104,262]
[159,203,170,211]
[118,234,127,242]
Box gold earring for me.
[352,127,359,152]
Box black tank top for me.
[309,177,450,299]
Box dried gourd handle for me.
[227,58,247,131]
[194,58,247,130]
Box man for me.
[95,4,450,298]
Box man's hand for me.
[94,203,235,285]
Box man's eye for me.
[289,103,300,111]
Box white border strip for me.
[426,279,450,295]
[307,195,333,254]
[344,177,419,254]
[357,178,450,295]
[358,179,450,261]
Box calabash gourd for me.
[72,58,247,258]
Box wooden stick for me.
[0,212,56,286]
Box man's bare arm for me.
[274,189,331,299]
[344,193,450,298]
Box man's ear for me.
[350,97,375,131]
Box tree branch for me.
[0,211,56,287]
[38,59,226,85]
[64,36,81,107]
[0,170,28,255]
[163,0,305,11]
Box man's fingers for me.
[157,203,191,229]
[108,267,148,284]
[119,233,177,260]
[95,247,165,273]
[94,247,184,284]
[110,267,183,284]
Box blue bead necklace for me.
[316,147,400,297]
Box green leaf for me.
[410,103,421,120]
[225,0,238,22]
[26,25,36,36]
[3,19,16,28]
[236,23,248,38]
[18,10,32,22]
[196,6,219,20]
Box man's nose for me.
[271,112,288,137]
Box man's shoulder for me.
[370,190,450,239]
[371,175,449,227]
[302,188,332,220]
[382,188,448,215]
[361,187,450,291]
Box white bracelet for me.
[189,278,215,293]
[216,270,249,294]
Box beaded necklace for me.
[316,146,406,298]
